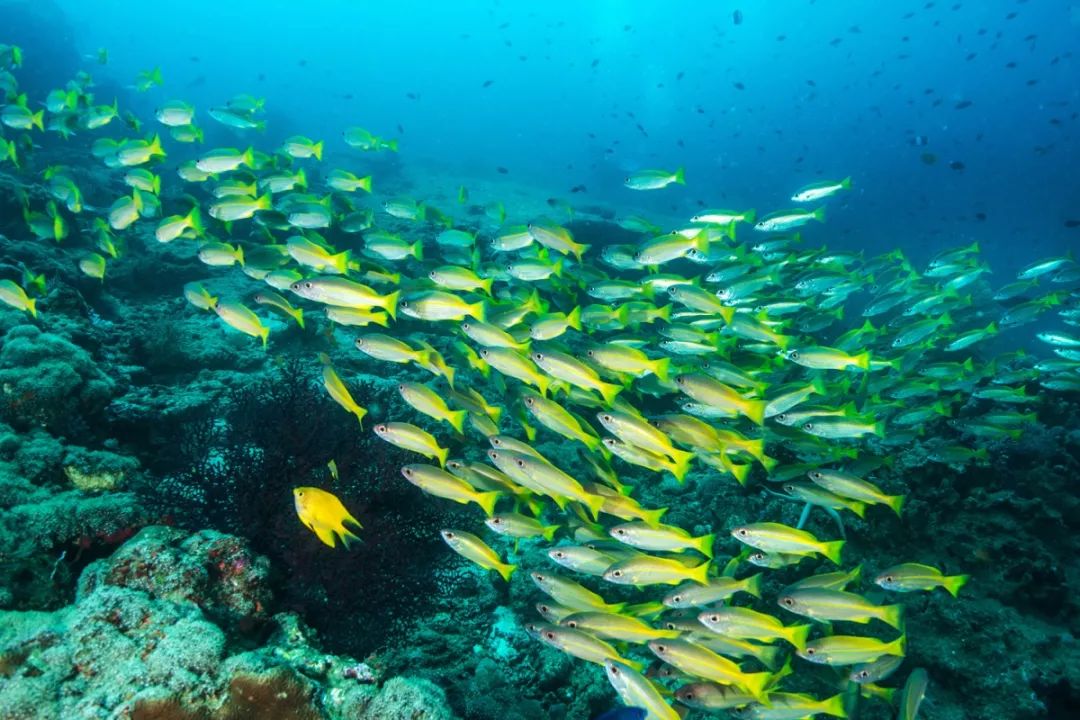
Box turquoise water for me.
[0,1,1078,719]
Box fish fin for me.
[673,166,686,185]
[312,524,337,548]
[944,574,969,598]
[496,562,517,582]
[383,290,400,319]
[744,572,763,599]
[788,623,811,651]
[581,493,605,522]
[597,380,621,406]
[668,452,693,484]
[476,491,500,517]
[641,506,667,527]
[882,604,905,632]
[689,560,710,585]
[841,176,852,189]
[821,540,845,565]
[821,693,847,719]
[541,524,559,542]
[695,533,715,559]
[565,305,582,331]
[886,494,905,516]
[814,206,826,222]
[447,409,468,435]
[889,634,907,657]
[436,445,450,468]
[742,671,772,702]
[652,356,671,383]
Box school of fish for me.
[2,43,1079,720]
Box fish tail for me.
[743,399,767,426]
[886,493,905,516]
[572,242,590,262]
[694,533,715,559]
[352,404,367,428]
[383,290,400,319]
[481,276,494,296]
[727,459,750,486]
[888,634,908,657]
[944,574,970,598]
[435,445,450,468]
[640,506,667,527]
[759,454,779,473]
[688,560,710,585]
[719,305,735,324]
[26,297,37,318]
[541,524,559,542]
[597,380,621,406]
[551,259,564,278]
[849,500,867,519]
[759,645,784,671]
[411,239,424,261]
[582,493,605,522]
[673,166,686,185]
[787,623,811,651]
[741,671,772,702]
[821,539,845,565]
[820,693,848,719]
[259,326,269,349]
[841,176,853,189]
[813,205,826,222]
[470,300,487,323]
[881,604,905,632]
[496,562,517,583]
[31,109,44,131]
[476,490,500,517]
[565,305,582,331]
[186,206,204,237]
[331,249,350,275]
[652,356,671,383]
[733,572,760,599]
[447,409,468,435]
[668,450,694,484]
[312,140,324,161]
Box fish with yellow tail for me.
[439,529,516,582]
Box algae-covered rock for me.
[0,324,116,434]
[77,525,272,629]
[0,526,458,720]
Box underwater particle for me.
[496,166,509,174]
[292,486,362,548]
[733,81,745,90]
[482,79,494,87]
[949,160,965,170]
[954,99,973,109]
[920,152,937,165]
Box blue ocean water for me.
[55,0,1080,269]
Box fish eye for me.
[789,351,799,359]
[655,644,666,652]
[612,570,622,577]
[610,666,620,675]
[304,281,313,289]
[602,414,612,422]
[444,531,455,539]
[479,349,489,357]
[429,271,437,279]
[614,528,626,536]
[492,518,503,524]
[737,529,748,537]
[375,424,386,432]
[782,597,794,606]
[533,352,544,360]
[566,620,577,628]
[708,614,719,622]
[805,648,815,655]
[783,484,795,492]
[857,670,870,679]
[586,350,594,356]
[525,397,535,406]
[462,322,471,330]
[811,471,822,479]
[884,575,894,583]
[553,550,563,558]
[544,631,555,640]
[402,468,412,476]
[682,691,694,700]
[672,595,682,603]
[804,422,814,431]
[515,459,526,468]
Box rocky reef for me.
[0,525,455,720]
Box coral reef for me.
[0,525,459,720]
